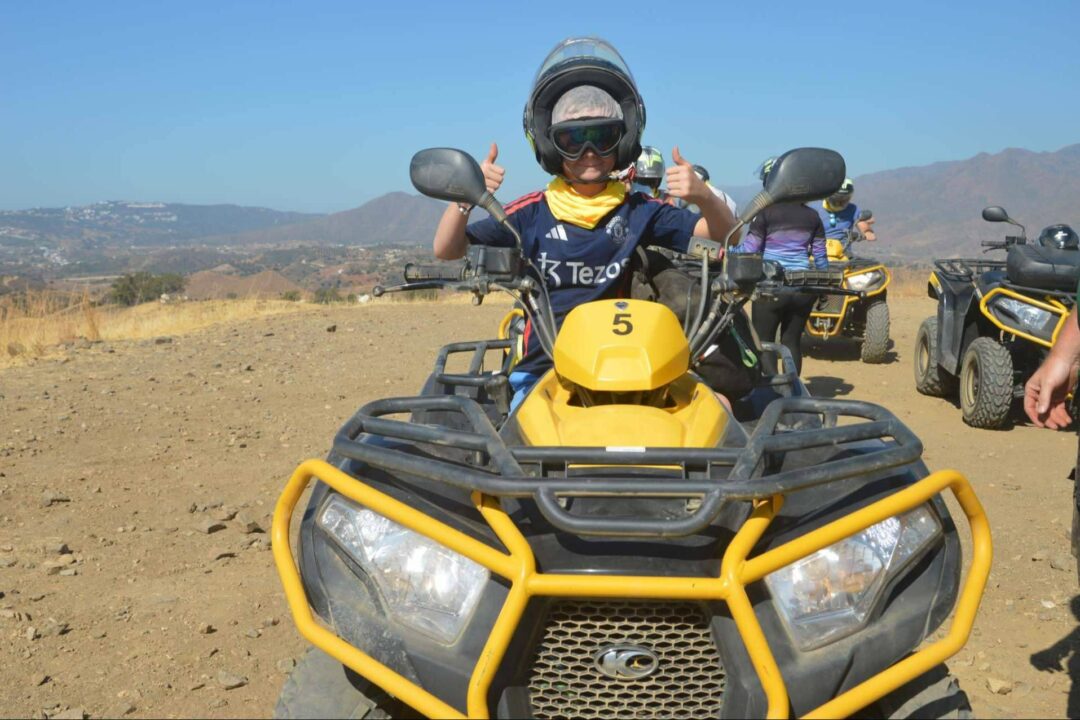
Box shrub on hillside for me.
[314,287,342,304]
[108,272,186,307]
[281,290,302,302]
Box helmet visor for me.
[534,37,636,86]
[548,119,624,160]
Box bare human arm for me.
[433,142,505,260]
[1024,306,1080,429]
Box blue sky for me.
[2,0,1078,213]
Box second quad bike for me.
[915,205,1080,429]
[805,211,892,364]
[271,147,991,719]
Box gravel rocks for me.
[196,520,227,535]
[215,671,248,690]
[41,491,71,508]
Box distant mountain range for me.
[854,144,1080,260]
[0,200,319,250]
[3,144,1078,262]
[199,191,451,246]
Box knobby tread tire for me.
[960,336,1014,429]
[869,664,973,719]
[861,300,891,363]
[913,316,956,397]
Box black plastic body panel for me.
[933,269,983,375]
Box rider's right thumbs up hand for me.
[481,142,505,194]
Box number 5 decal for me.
[612,313,633,335]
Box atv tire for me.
[274,648,398,719]
[868,664,973,719]
[860,300,890,363]
[914,317,957,397]
[959,337,1014,429]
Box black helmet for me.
[692,164,710,182]
[523,37,645,175]
[1038,224,1079,250]
[633,146,665,188]
[826,177,855,208]
[757,156,778,187]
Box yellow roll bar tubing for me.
[274,459,991,720]
[802,469,991,719]
[806,265,890,338]
[978,286,1068,349]
[496,307,524,340]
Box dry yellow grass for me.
[0,288,512,366]
[0,291,315,365]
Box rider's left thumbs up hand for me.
[665,146,707,204]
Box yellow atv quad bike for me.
[272,148,991,719]
[915,205,1080,429]
[805,212,892,363]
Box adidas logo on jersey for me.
[543,224,569,241]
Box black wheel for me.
[868,664,973,719]
[860,300,890,363]
[275,648,399,719]
[913,317,957,397]
[959,337,1014,429]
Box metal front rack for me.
[331,395,923,538]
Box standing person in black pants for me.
[729,157,828,376]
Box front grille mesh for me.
[815,293,846,315]
[527,600,725,719]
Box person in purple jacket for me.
[730,157,828,376]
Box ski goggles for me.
[548,119,625,160]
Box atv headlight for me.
[991,296,1053,330]
[765,504,941,651]
[845,270,884,292]
[318,495,489,645]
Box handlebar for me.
[981,235,1026,253]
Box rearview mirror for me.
[981,206,1010,223]
[858,209,873,222]
[410,148,489,207]
[766,148,846,205]
[739,148,846,224]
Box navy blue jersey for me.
[810,202,861,240]
[466,191,700,376]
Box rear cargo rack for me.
[933,258,1006,282]
[330,394,922,538]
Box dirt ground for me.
[1,296,1078,718]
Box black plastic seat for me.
[1006,244,1080,292]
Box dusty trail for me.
[0,298,1076,718]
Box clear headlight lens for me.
[845,270,883,291]
[318,495,489,645]
[993,297,1052,329]
[765,505,941,651]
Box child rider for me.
[432,37,737,408]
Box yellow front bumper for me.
[273,459,991,719]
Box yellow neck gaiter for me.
[823,199,845,213]
[544,177,626,230]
